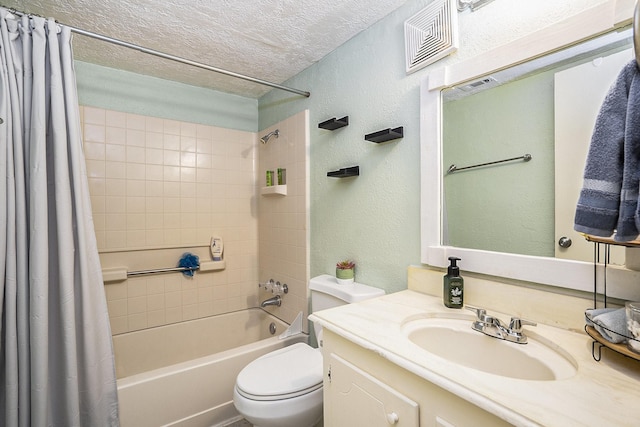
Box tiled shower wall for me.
[257,111,310,330]
[81,106,260,334]
[82,107,256,250]
[82,106,310,336]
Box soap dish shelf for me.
[364,126,403,143]
[585,325,640,362]
[584,234,640,363]
[319,116,349,130]
[261,185,287,196]
[327,166,359,178]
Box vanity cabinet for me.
[326,353,419,426]
[322,330,512,427]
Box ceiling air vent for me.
[404,0,459,74]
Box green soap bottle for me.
[444,257,463,308]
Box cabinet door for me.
[326,353,419,427]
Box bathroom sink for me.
[402,316,577,381]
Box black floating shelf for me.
[327,166,359,178]
[319,116,349,130]
[365,126,404,143]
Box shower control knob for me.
[558,236,572,248]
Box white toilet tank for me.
[309,274,385,342]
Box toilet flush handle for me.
[386,412,399,424]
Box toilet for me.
[233,274,385,427]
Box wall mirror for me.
[442,29,633,264]
[420,1,640,301]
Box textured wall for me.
[76,61,258,132]
[258,0,606,294]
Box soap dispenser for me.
[444,257,464,309]
[210,236,223,261]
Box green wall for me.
[258,2,428,293]
[257,0,602,294]
[75,61,258,132]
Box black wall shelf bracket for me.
[327,166,359,178]
[319,116,349,130]
[365,126,404,143]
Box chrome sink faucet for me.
[466,306,536,344]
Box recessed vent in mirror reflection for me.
[442,27,634,264]
[457,76,499,94]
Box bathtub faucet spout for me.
[261,295,282,308]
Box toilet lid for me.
[236,343,323,401]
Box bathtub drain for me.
[269,322,277,335]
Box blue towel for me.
[585,307,628,343]
[178,252,199,277]
[574,60,640,241]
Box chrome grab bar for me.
[447,153,531,174]
[127,266,198,277]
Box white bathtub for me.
[114,308,307,427]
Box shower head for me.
[260,129,280,144]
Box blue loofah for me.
[178,252,199,277]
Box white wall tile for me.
[126,214,145,230]
[106,111,126,128]
[86,160,106,178]
[146,148,163,165]
[84,141,105,160]
[106,143,126,161]
[126,113,145,131]
[180,136,197,153]
[90,107,309,336]
[126,129,146,147]
[128,180,146,196]
[88,178,106,196]
[146,117,163,134]
[126,146,145,163]
[110,316,128,335]
[164,134,180,151]
[126,164,146,180]
[145,230,164,246]
[163,150,180,166]
[163,166,180,182]
[84,124,105,143]
[105,162,126,179]
[83,106,105,125]
[102,215,123,232]
[145,214,163,229]
[163,119,181,136]
[180,123,197,138]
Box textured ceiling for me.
[2,0,408,98]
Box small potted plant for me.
[336,260,355,285]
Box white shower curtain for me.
[0,10,119,426]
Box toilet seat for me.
[236,343,323,401]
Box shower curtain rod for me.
[8,8,311,98]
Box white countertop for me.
[309,290,640,427]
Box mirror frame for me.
[420,0,640,301]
